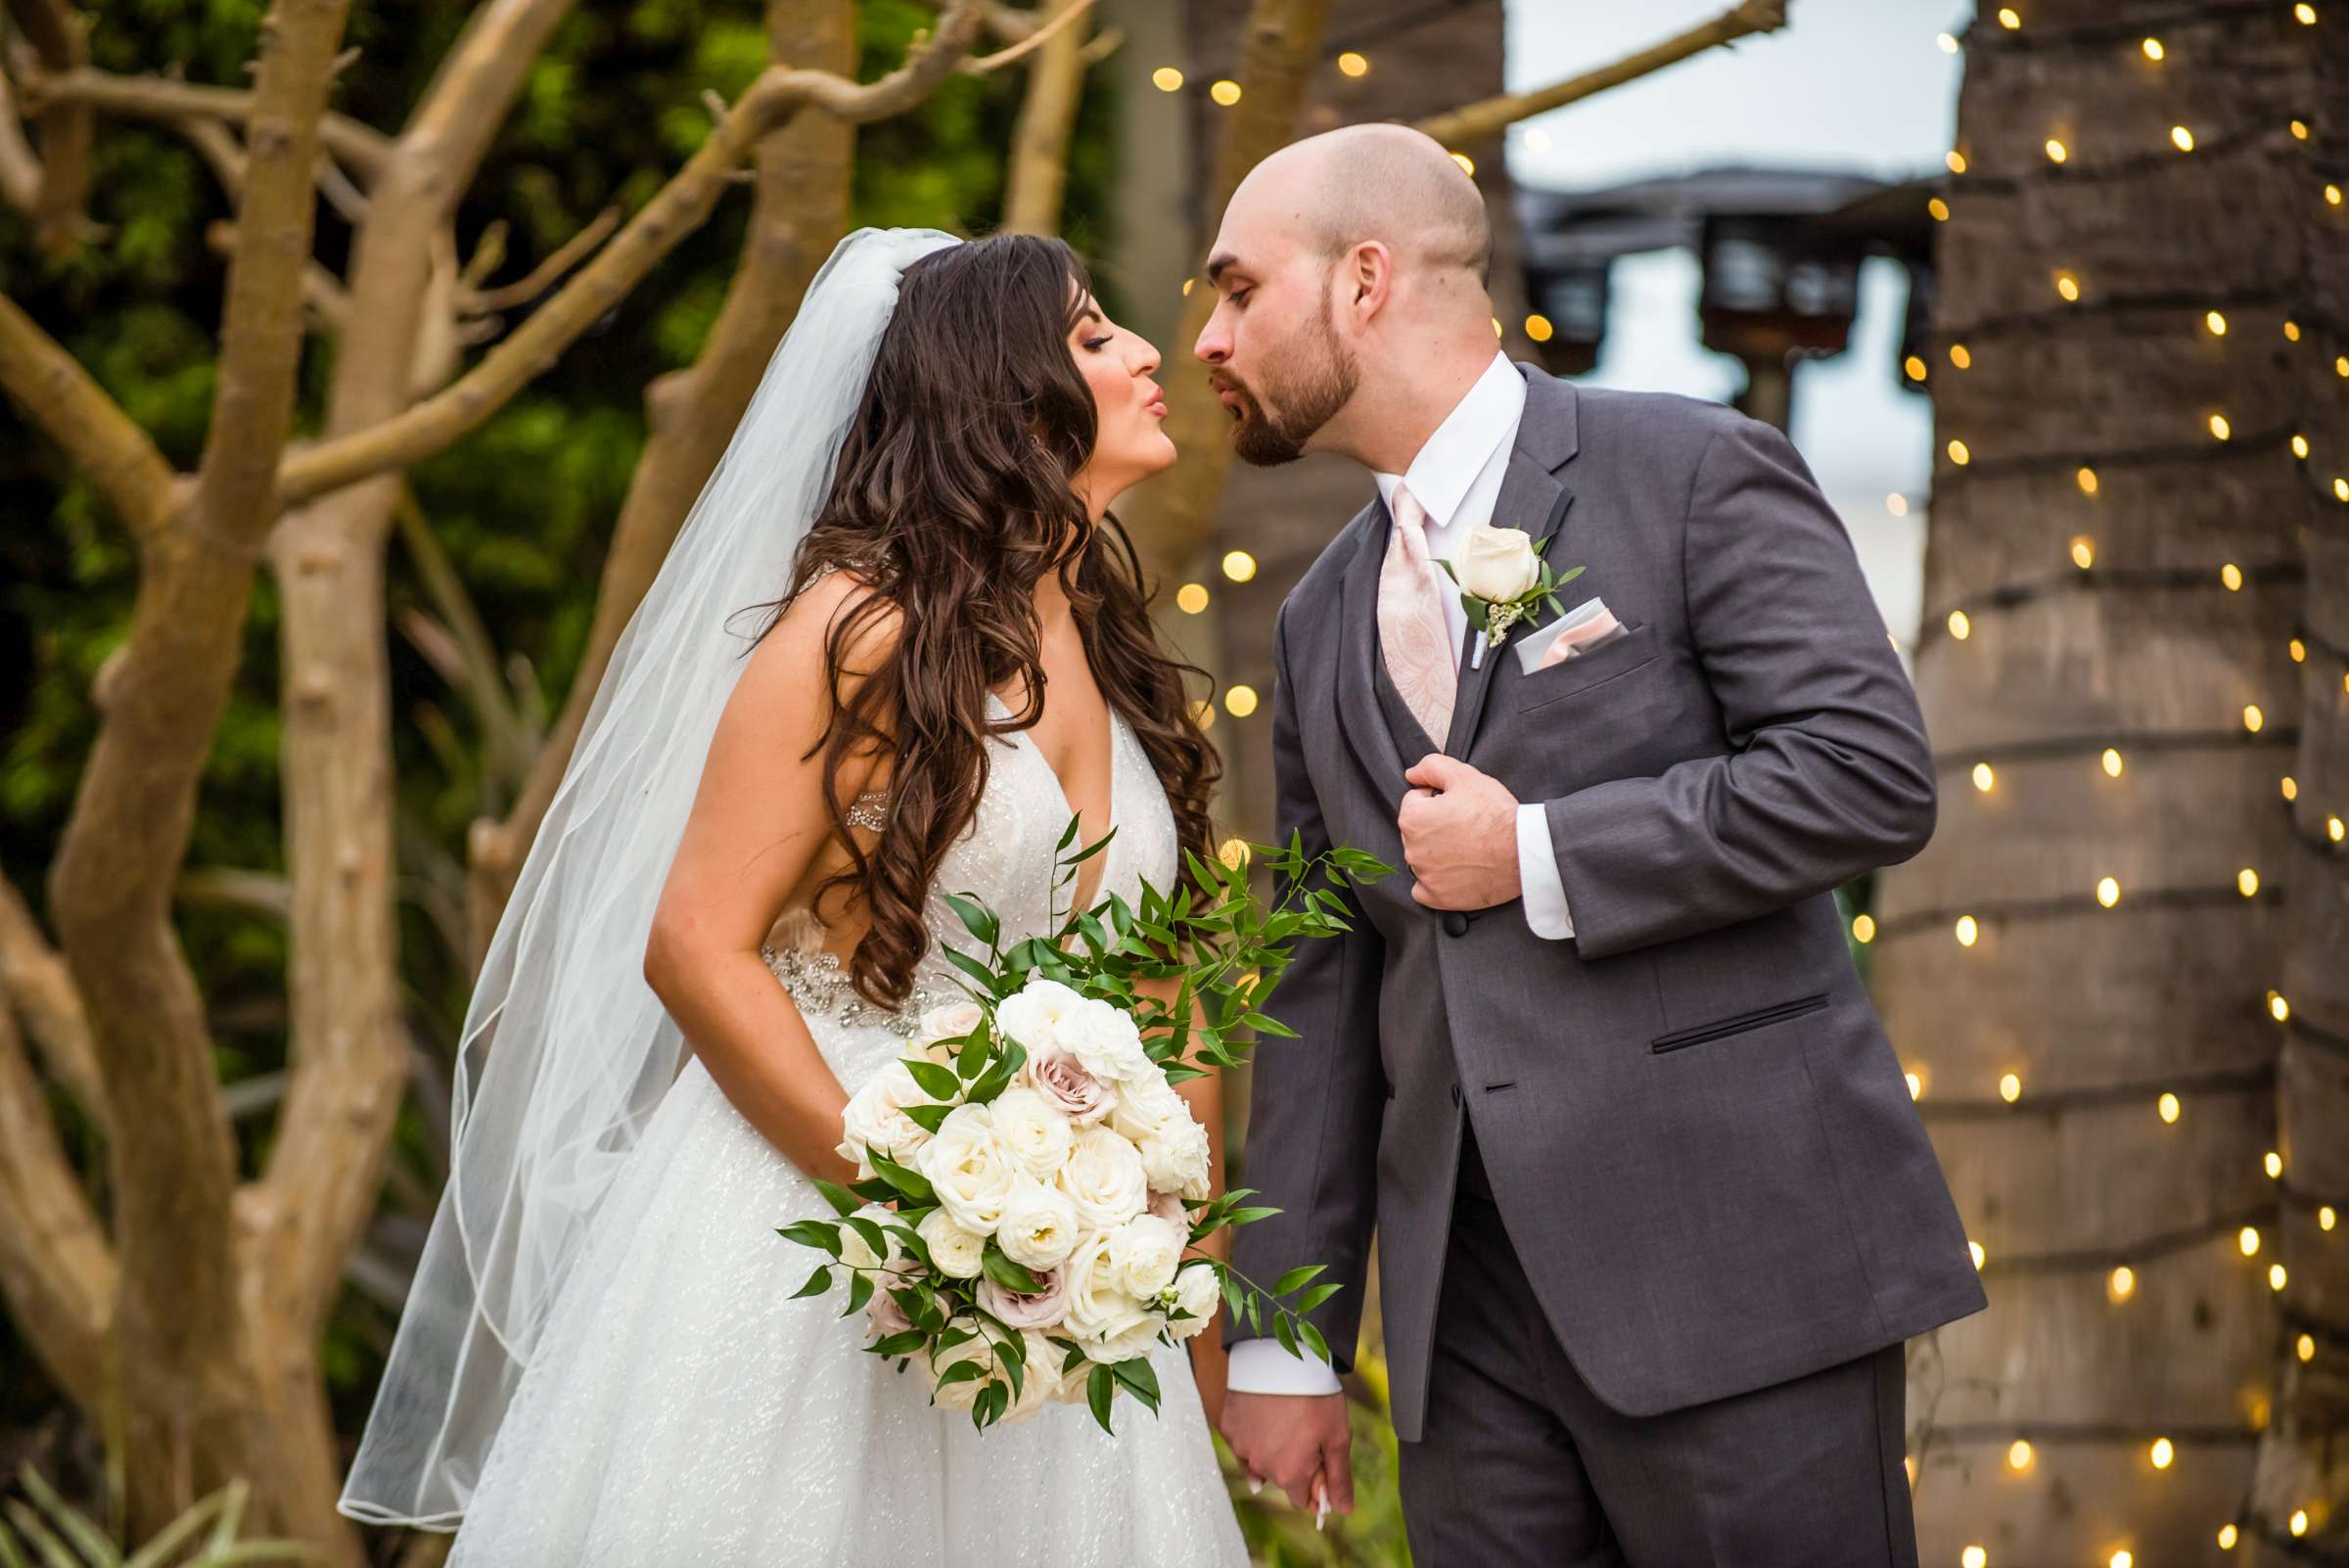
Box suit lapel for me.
[1441,369,1583,759]
[1334,499,1414,793]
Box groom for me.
[1200,126,1983,1565]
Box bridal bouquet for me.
[780,824,1389,1433]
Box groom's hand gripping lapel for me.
[1400,754,1522,910]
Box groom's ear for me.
[1344,241,1395,327]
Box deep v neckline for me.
[986,689,1123,914]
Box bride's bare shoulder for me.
[750,569,904,693]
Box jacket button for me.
[1443,912,1469,938]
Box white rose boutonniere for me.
[1441,522,1585,668]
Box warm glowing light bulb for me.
[1188,698,1215,731]
[1963,1548,1987,1568]
[1525,313,1554,343]
[2150,1437,2174,1469]
[1209,78,1241,106]
[2220,1523,2239,1548]
[2332,815,2348,844]
[2206,310,2228,335]
[1948,438,1971,466]
[2323,1206,2337,1230]
[2056,272,2081,301]
[2296,1,2318,19]
[2243,704,2264,733]
[2270,992,2290,1022]
[2293,1508,2310,1537]
[2286,319,2304,341]
[1223,684,1259,717]
[2293,435,2310,457]
[1998,6,2020,24]
[1451,151,1475,176]
[2336,478,2349,501]
[1221,549,1258,582]
[1929,197,1951,221]
[1972,762,1995,792]
[1853,913,1876,944]
[1337,50,1369,77]
[2110,1552,2133,1568]
[2337,355,2349,378]
[2271,1263,2288,1291]
[2044,138,2068,163]
[2283,776,2298,801]
[2293,118,2311,139]
[2171,124,2196,151]
[1152,66,1184,92]
[2102,748,2124,778]
[2096,877,2121,907]
[2142,36,2164,59]
[2209,413,2232,440]
[1887,493,1909,517]
[2000,1072,2021,1103]
[1969,1240,1985,1269]
[1218,837,1251,869]
[2158,1093,2181,1124]
[2266,1150,2283,1178]
[1937,31,1959,52]
[1949,610,1971,640]
[1905,354,1928,381]
[2111,1264,2137,1296]
[1175,582,1210,615]
[2329,184,2343,207]
[2222,563,2243,590]
[1904,1069,1922,1098]
[1956,915,1978,947]
[2241,1226,2263,1256]
[2007,1439,2033,1470]
[1950,343,1971,368]
[2238,869,2259,897]
[2076,465,2098,494]
[1947,150,1968,174]
[2301,1333,2319,1361]
[2070,536,2096,570]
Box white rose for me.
[1086,1313,1163,1365]
[917,1102,1015,1236]
[927,1333,994,1413]
[1138,1113,1212,1198]
[993,978,1082,1055]
[998,1329,1061,1425]
[1453,522,1541,603]
[917,1207,987,1279]
[839,1203,906,1271]
[988,1086,1076,1181]
[839,1061,935,1166]
[1108,1070,1187,1142]
[1055,1125,1149,1230]
[916,998,985,1045]
[1056,996,1154,1084]
[1107,1214,1183,1299]
[1165,1263,1221,1342]
[995,1176,1082,1271]
[1062,1228,1143,1343]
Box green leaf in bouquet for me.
[955,1029,991,1080]
[809,1177,863,1219]
[899,1287,943,1334]
[937,1324,978,1352]
[942,892,1000,949]
[850,1176,900,1205]
[1272,1264,1326,1297]
[843,1270,875,1318]
[790,1266,833,1300]
[868,1154,935,1204]
[1240,1013,1299,1038]
[1057,813,1082,852]
[964,1039,1027,1106]
[942,945,1000,994]
[870,1329,928,1359]
[1300,1319,1332,1363]
[1220,1271,1246,1319]
[1052,1337,1089,1375]
[974,1379,1007,1430]
[1085,1363,1117,1435]
[1161,1063,1206,1085]
[1110,1356,1162,1414]
[1225,1205,1281,1225]
[934,1359,988,1388]
[980,1247,1043,1295]
[1296,1282,1344,1314]
[904,1058,962,1102]
[902,1101,955,1135]
[776,1220,844,1256]
[1061,826,1118,873]
[1001,1349,1025,1402]
[845,1216,891,1263]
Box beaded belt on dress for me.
[760,899,945,1039]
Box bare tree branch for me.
[275,2,987,507]
[962,0,1094,74]
[1411,0,1788,149]
[0,1000,115,1415]
[0,875,109,1132]
[463,204,621,312]
[23,64,390,176]
[979,1,1039,43]
[3,0,91,253]
[999,0,1089,234]
[469,0,862,945]
[0,61,47,211]
[0,290,180,535]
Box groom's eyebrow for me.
[1204,253,1242,286]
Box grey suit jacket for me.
[1231,365,1985,1443]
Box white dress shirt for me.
[1224,353,1575,1401]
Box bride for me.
[339,228,1250,1565]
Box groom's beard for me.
[1222,311,1359,467]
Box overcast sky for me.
[1500,0,1968,641]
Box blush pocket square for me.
[1514,598,1628,674]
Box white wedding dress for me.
[442,694,1248,1567]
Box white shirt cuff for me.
[1224,1337,1344,1396]
[1516,803,1576,940]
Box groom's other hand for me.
[1220,1391,1356,1514]
[1400,754,1520,910]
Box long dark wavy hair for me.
[771,235,1220,1009]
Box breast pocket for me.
[1513,622,1660,713]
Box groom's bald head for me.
[1216,124,1492,287]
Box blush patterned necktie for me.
[1376,483,1457,750]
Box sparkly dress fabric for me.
[444,698,1247,1567]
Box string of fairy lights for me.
[1891,3,2347,1562]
